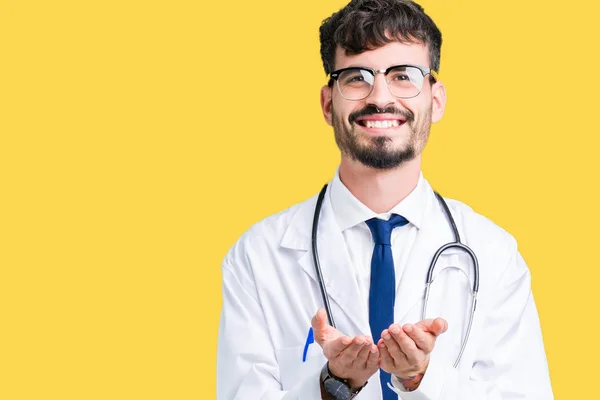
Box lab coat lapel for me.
[394,187,456,323]
[282,188,369,334]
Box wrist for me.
[395,373,424,391]
[320,362,367,399]
[327,363,367,390]
[395,358,429,389]
[344,375,368,391]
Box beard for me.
[332,104,432,170]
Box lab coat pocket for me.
[275,343,326,390]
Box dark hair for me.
[319,0,442,75]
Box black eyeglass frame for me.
[327,64,439,100]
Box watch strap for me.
[320,362,367,399]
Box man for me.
[217,0,553,399]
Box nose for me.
[365,72,395,111]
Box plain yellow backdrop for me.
[1,0,599,398]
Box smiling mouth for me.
[355,119,405,129]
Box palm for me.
[311,308,380,389]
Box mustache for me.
[348,105,414,125]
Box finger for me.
[389,324,421,364]
[354,338,373,366]
[378,342,395,371]
[366,344,379,369]
[414,318,435,333]
[311,308,327,332]
[323,335,352,359]
[430,318,448,336]
[310,308,329,343]
[403,324,434,353]
[415,318,448,336]
[382,326,407,363]
[339,336,368,363]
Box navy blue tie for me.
[366,214,409,399]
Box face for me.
[320,41,446,170]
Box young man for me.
[217,1,553,399]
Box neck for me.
[338,156,421,214]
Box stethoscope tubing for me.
[312,184,336,328]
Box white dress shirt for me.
[330,168,429,393]
[329,168,427,316]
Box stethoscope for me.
[311,184,479,368]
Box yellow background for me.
[1,0,598,398]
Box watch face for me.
[324,378,351,400]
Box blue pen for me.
[302,327,314,362]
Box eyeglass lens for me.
[336,66,425,100]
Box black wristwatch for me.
[320,362,367,400]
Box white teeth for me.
[365,120,401,129]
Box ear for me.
[431,81,447,123]
[320,85,333,126]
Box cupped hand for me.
[377,318,448,380]
[311,308,379,389]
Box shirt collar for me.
[329,167,427,231]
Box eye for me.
[338,69,372,86]
[390,73,409,81]
[345,74,365,84]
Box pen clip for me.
[302,327,314,363]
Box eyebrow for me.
[345,65,371,69]
[336,64,414,71]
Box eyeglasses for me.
[328,64,438,101]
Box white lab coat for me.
[217,178,553,399]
